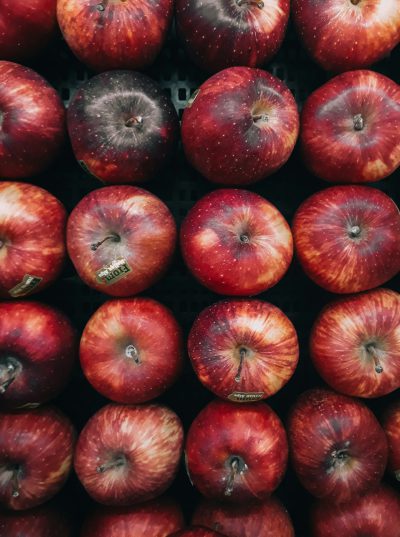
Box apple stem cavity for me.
[224,455,247,496]
[125,116,144,129]
[239,234,250,244]
[348,225,361,239]
[365,343,384,374]
[125,344,141,365]
[90,233,121,251]
[235,348,247,382]
[10,464,22,499]
[236,0,264,8]
[327,446,350,474]
[252,113,269,124]
[351,0,361,5]
[96,454,126,474]
[353,113,364,131]
[0,357,19,394]
[395,469,400,481]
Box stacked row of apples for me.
[0,0,400,536]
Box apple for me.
[81,497,184,537]
[67,70,179,185]
[188,299,298,402]
[168,529,226,537]
[300,70,400,184]
[292,0,400,72]
[80,297,183,404]
[57,0,173,72]
[0,301,77,408]
[0,1,57,62]
[293,185,400,294]
[0,182,67,298]
[0,505,72,537]
[288,388,388,504]
[181,189,293,295]
[181,67,299,185]
[67,185,176,297]
[0,406,75,510]
[310,288,400,398]
[311,485,400,537]
[175,0,289,73]
[0,61,65,179]
[74,403,184,506]
[192,497,295,537]
[382,401,400,481]
[185,399,288,502]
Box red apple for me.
[175,0,289,73]
[0,505,72,537]
[74,403,184,506]
[80,297,183,404]
[67,71,179,185]
[288,389,388,504]
[382,401,400,481]
[57,0,173,72]
[0,406,75,510]
[67,186,176,297]
[311,485,400,537]
[81,497,184,537]
[169,529,226,537]
[310,288,400,398]
[293,185,400,294]
[0,182,67,298]
[185,399,288,502]
[0,1,57,62]
[0,301,77,408]
[188,299,298,402]
[181,67,299,185]
[181,189,293,295]
[300,70,400,184]
[0,62,65,178]
[292,0,400,72]
[193,497,294,537]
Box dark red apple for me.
[67,71,179,185]
[57,0,173,72]
[311,485,400,537]
[0,1,57,62]
[67,186,176,297]
[193,497,294,537]
[181,67,299,185]
[74,403,184,506]
[382,401,400,481]
[310,288,400,398]
[188,299,298,402]
[0,301,77,408]
[0,505,72,537]
[169,529,226,537]
[300,70,400,184]
[0,406,75,510]
[0,62,65,178]
[0,182,67,298]
[292,0,400,72]
[175,0,289,73]
[81,497,184,537]
[181,189,293,295]
[293,186,400,294]
[288,389,388,504]
[80,297,183,404]
[185,399,288,502]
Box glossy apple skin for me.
[181,67,299,185]
[169,529,225,537]
[57,0,173,72]
[175,0,289,73]
[0,62,65,179]
[311,485,400,537]
[310,288,400,398]
[382,401,400,481]
[0,406,75,510]
[288,389,388,504]
[181,189,293,295]
[293,186,400,294]
[0,301,77,408]
[0,505,72,537]
[301,70,400,184]
[185,399,288,502]
[67,186,176,297]
[80,298,183,404]
[0,1,57,62]
[188,299,298,402]
[0,182,67,298]
[67,71,179,185]
[74,403,184,506]
[81,497,184,537]
[292,0,400,72]
[193,497,294,537]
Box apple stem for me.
[353,113,364,131]
[91,234,120,251]
[235,348,247,382]
[125,344,141,364]
[365,343,384,374]
[237,0,264,7]
[252,113,269,123]
[0,358,18,394]
[96,455,126,474]
[125,116,144,129]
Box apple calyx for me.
[252,113,269,124]
[96,453,127,474]
[91,233,121,251]
[235,348,248,382]
[239,233,250,244]
[125,344,141,365]
[364,342,384,374]
[0,357,20,394]
[236,0,264,9]
[224,455,248,496]
[326,443,351,474]
[125,116,144,130]
[353,114,364,131]
[350,0,361,5]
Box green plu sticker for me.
[9,275,42,298]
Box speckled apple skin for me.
[382,402,400,480]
